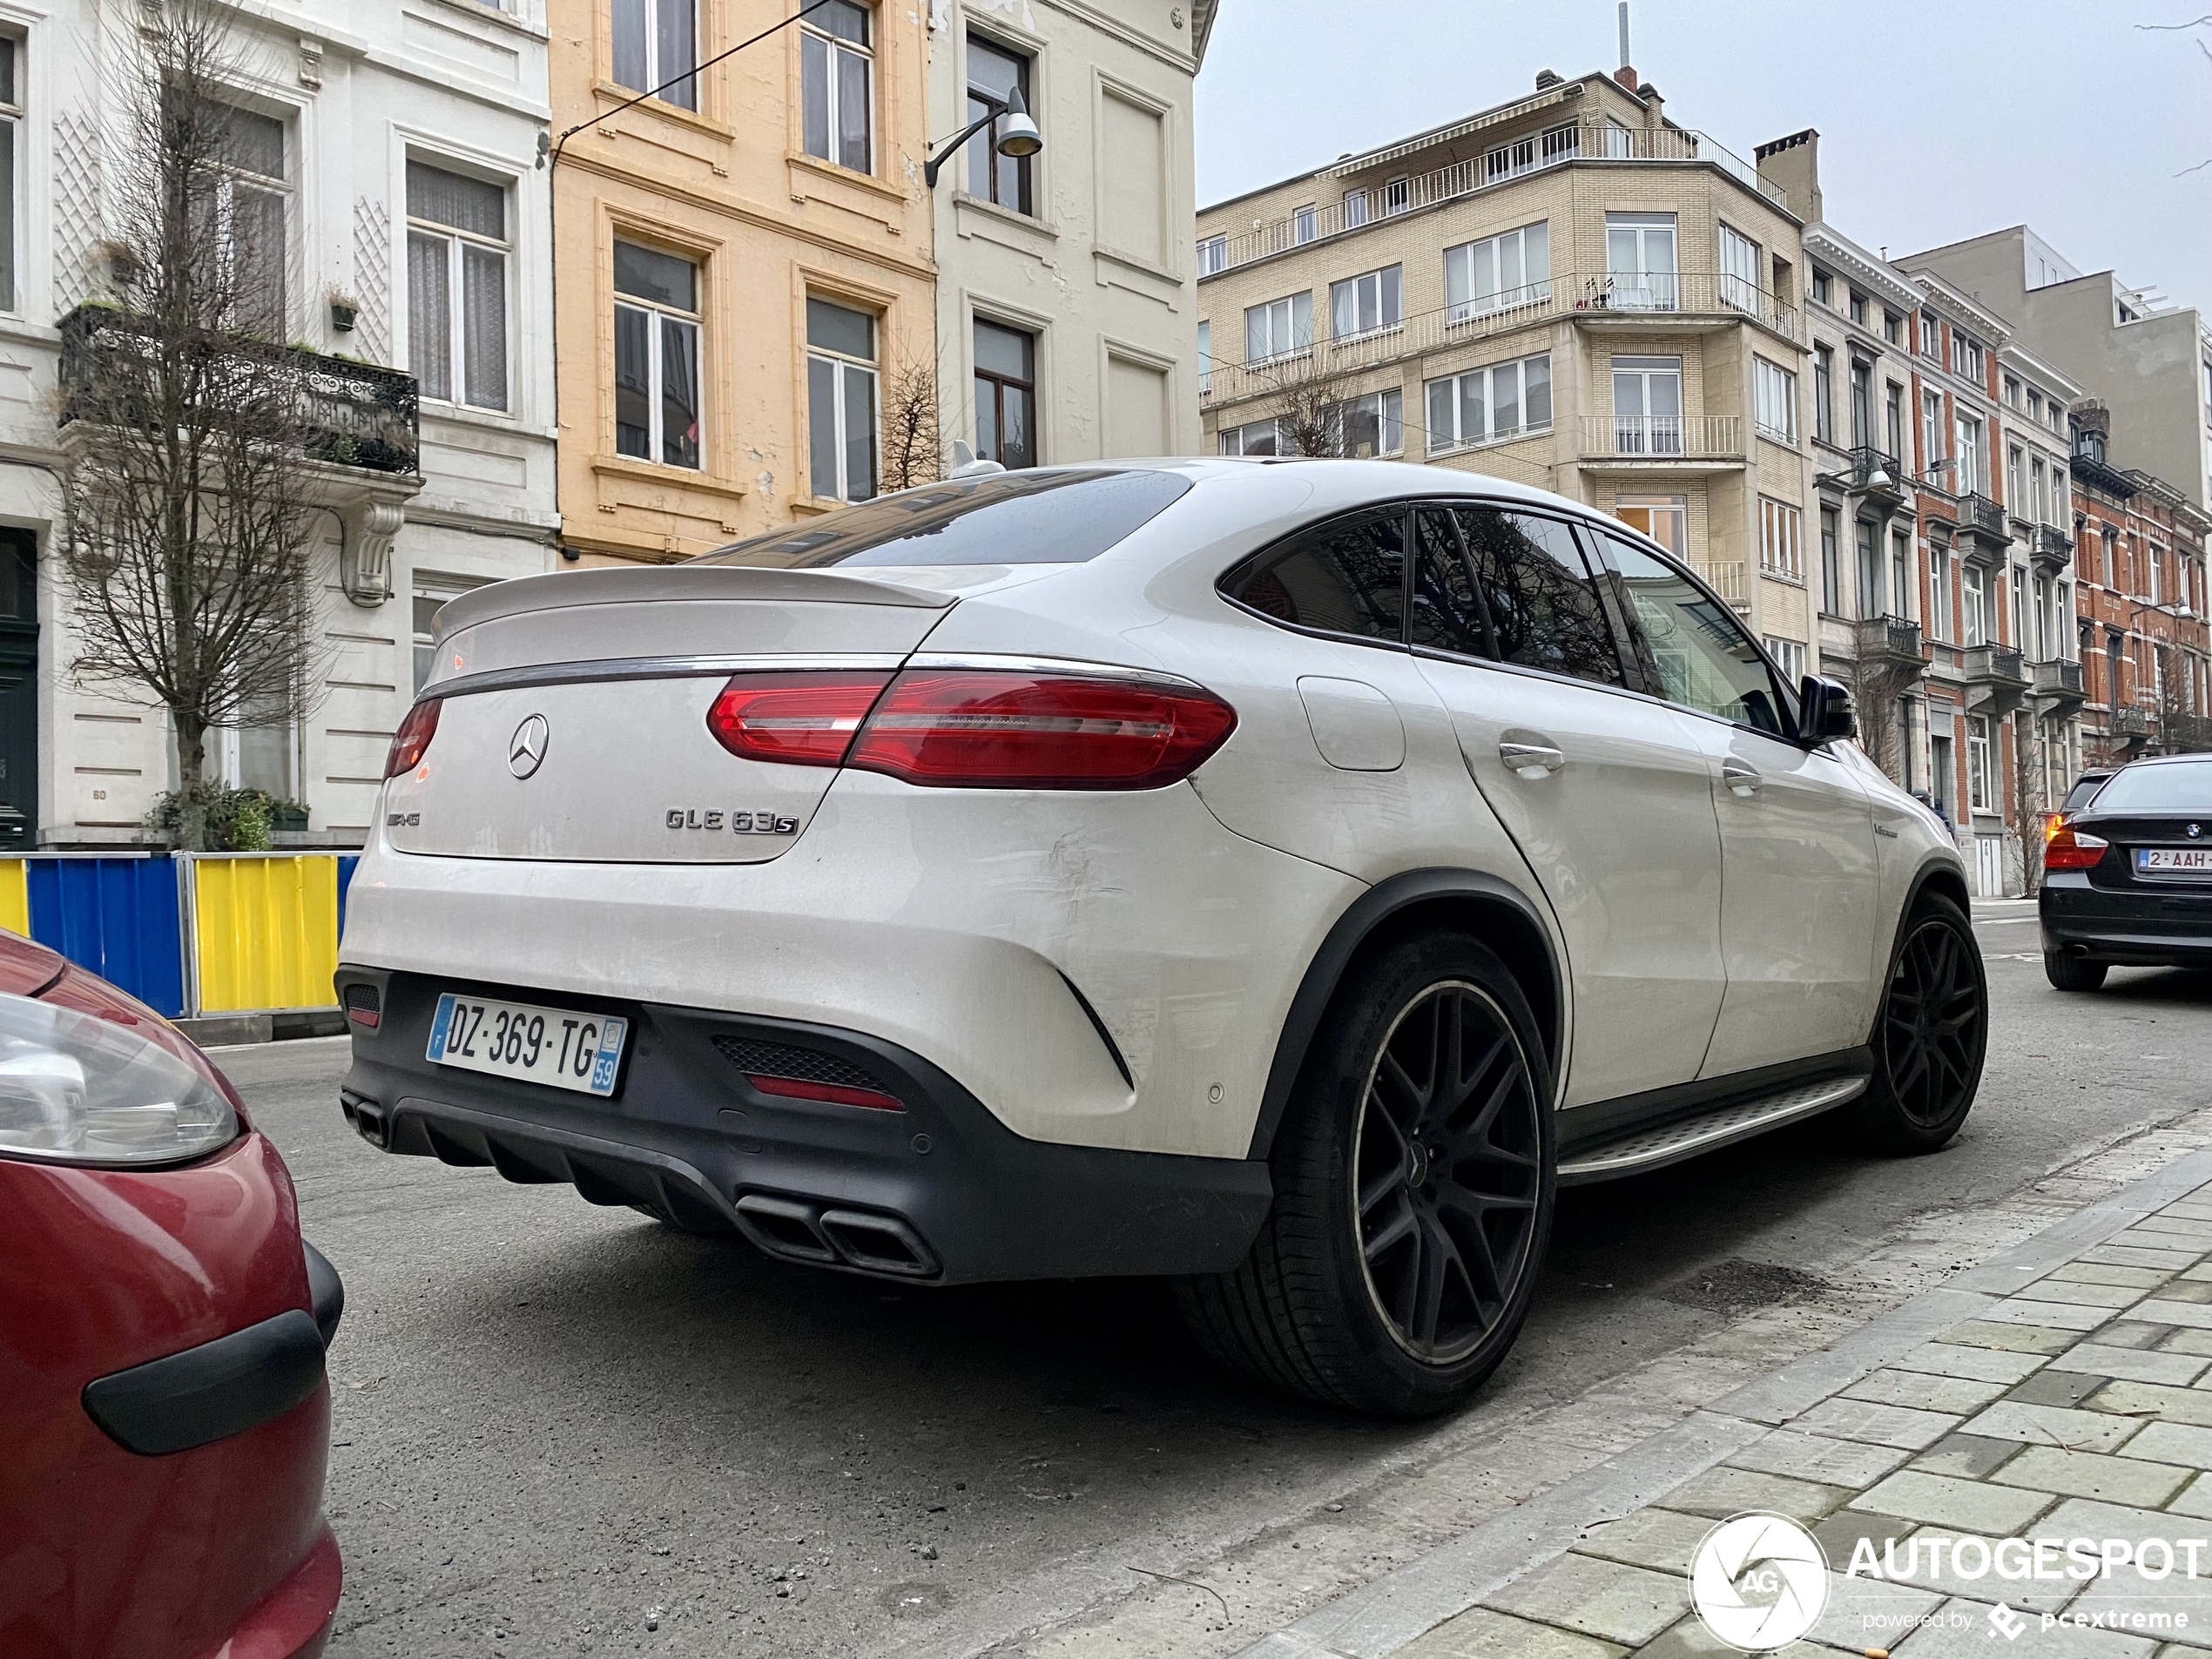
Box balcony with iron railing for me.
[2113,705,2155,737]
[1199,122,1784,277]
[1956,492,2009,549]
[2032,523,2073,569]
[2031,658,2085,705]
[1579,415,1743,463]
[1963,644,2030,714]
[1203,273,1798,408]
[1854,613,1928,670]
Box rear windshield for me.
[2086,761,2212,815]
[2062,774,2109,811]
[690,469,1191,568]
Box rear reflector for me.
[385,698,442,779]
[705,672,894,766]
[848,670,1238,790]
[744,1073,905,1112]
[2042,822,2109,871]
[343,984,381,1030]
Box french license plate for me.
[2137,847,2212,876]
[426,993,627,1096]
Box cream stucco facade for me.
[927,0,1209,468]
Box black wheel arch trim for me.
[1868,855,1975,1044]
[1244,867,1563,1161]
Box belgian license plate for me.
[426,993,627,1096]
[2137,847,2212,876]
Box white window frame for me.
[1759,497,1803,581]
[806,297,878,503]
[611,0,698,111]
[1718,223,1760,314]
[1484,134,1536,182]
[405,161,511,415]
[1966,714,1992,813]
[1753,356,1797,446]
[1218,417,1287,457]
[612,242,704,471]
[1292,205,1316,245]
[1922,389,1946,480]
[1930,542,1952,641]
[0,35,19,314]
[1962,561,1986,647]
[802,1,874,174]
[1443,221,1549,323]
[1325,388,1403,458]
[1329,265,1401,341]
[1426,352,1553,453]
[1955,411,1984,495]
[1196,319,1210,396]
[1604,212,1678,311]
[1764,637,1806,683]
[1610,354,1683,455]
[1197,234,1226,276]
[1245,292,1312,364]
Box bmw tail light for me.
[386,698,442,779]
[706,672,895,766]
[2043,820,2109,871]
[847,669,1238,790]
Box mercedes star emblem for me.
[508,714,550,779]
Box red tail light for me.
[847,670,1238,790]
[2042,820,2109,871]
[706,672,895,766]
[385,698,442,779]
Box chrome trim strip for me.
[901,652,1204,689]
[424,653,908,701]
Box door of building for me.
[0,530,37,850]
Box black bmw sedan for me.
[2040,754,2212,990]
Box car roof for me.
[1096,455,1594,516]
[2116,753,2211,768]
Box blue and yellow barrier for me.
[0,851,361,1018]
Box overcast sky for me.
[1195,1,2211,315]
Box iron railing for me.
[58,304,420,476]
[1963,644,2027,685]
[1200,122,1784,277]
[1690,560,1749,605]
[2033,524,2074,565]
[2113,706,2154,736]
[1203,273,1798,408]
[1579,415,1743,460]
[1855,614,1926,667]
[2032,659,2084,698]
[1957,492,2007,542]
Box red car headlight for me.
[0,991,239,1167]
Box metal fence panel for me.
[190,854,341,1015]
[23,855,187,1017]
[0,858,25,937]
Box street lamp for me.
[923,87,1042,190]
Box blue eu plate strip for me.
[426,993,457,1062]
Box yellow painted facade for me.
[549,0,938,564]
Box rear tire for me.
[1851,894,1986,1156]
[1176,932,1555,1418]
[2044,953,2107,993]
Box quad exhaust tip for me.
[734,1192,940,1279]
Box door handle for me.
[1498,737,1566,779]
[1721,759,1764,797]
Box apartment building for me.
[548,0,936,563]
[1193,66,1816,665]
[1913,226,2212,513]
[2,0,558,846]
[927,0,1211,469]
[2068,405,2212,766]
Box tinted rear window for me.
[691,469,1191,568]
[2062,774,2109,812]
[2085,762,2212,815]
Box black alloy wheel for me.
[1851,894,1986,1154]
[1175,931,1556,1417]
[1352,982,1542,1363]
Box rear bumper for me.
[338,967,1273,1285]
[2040,877,2212,967]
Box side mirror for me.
[1799,674,1856,744]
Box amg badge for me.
[666,808,800,835]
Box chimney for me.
[1614,65,1639,92]
[1753,128,1822,221]
[1640,82,1663,131]
[1534,69,1562,90]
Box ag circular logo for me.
[1688,1512,1830,1652]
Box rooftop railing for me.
[1199,123,1786,278]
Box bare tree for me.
[1846,655,1923,788]
[56,0,318,851]
[2156,643,2212,752]
[2012,710,2049,895]
[880,357,941,492]
[1240,347,1383,458]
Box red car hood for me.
[0,929,65,998]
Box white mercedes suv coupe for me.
[338,459,1985,1417]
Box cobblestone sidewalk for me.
[1240,1146,2212,1659]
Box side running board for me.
[1556,1075,1868,1186]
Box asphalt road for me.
[227,904,2212,1659]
